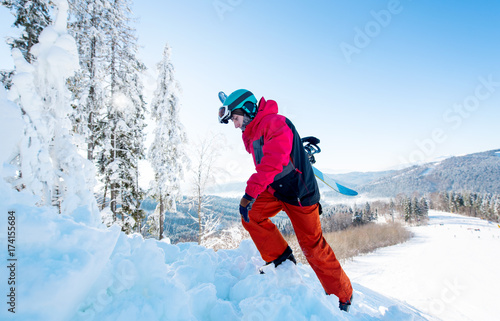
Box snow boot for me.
[339,294,353,312]
[259,246,296,274]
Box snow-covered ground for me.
[0,105,497,321]
[1,175,498,321]
[345,210,500,321]
[0,185,428,321]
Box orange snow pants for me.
[242,190,353,302]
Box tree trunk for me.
[101,177,108,210]
[159,194,164,240]
[197,186,202,245]
[110,130,117,221]
[87,110,94,160]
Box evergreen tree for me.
[419,196,429,217]
[389,198,395,223]
[454,193,464,213]
[443,192,451,212]
[2,0,52,63]
[494,196,500,221]
[404,197,412,223]
[463,192,473,216]
[96,0,147,231]
[411,197,421,220]
[0,70,14,90]
[480,193,492,219]
[148,43,187,240]
[1,0,52,136]
[8,0,100,226]
[353,203,363,225]
[67,0,108,161]
[364,202,372,222]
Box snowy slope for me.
[345,211,500,321]
[0,181,433,321]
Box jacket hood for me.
[242,97,278,140]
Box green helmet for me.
[218,89,258,124]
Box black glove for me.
[239,193,254,223]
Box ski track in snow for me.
[1,178,498,321]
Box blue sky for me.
[1,0,499,180]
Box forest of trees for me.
[276,197,429,237]
[158,190,500,247]
[429,191,500,222]
[364,192,500,224]
[1,1,498,247]
[1,0,186,237]
[315,191,500,236]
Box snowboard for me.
[311,166,358,196]
[301,136,358,196]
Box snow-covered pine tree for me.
[471,192,481,217]
[148,43,187,240]
[454,192,464,213]
[463,192,472,216]
[1,0,51,146]
[7,0,100,226]
[419,196,429,217]
[494,195,500,222]
[0,70,14,90]
[97,0,146,232]
[363,202,371,222]
[411,196,421,219]
[389,198,395,223]
[480,193,492,219]
[2,0,52,63]
[67,0,108,161]
[403,197,412,223]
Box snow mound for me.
[0,184,430,321]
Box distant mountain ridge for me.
[327,170,396,187]
[358,149,500,197]
[205,149,500,199]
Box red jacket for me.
[242,98,320,206]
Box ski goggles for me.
[218,106,231,124]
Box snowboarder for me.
[218,89,353,312]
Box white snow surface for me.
[0,181,432,321]
[344,211,500,321]
[4,168,499,321]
